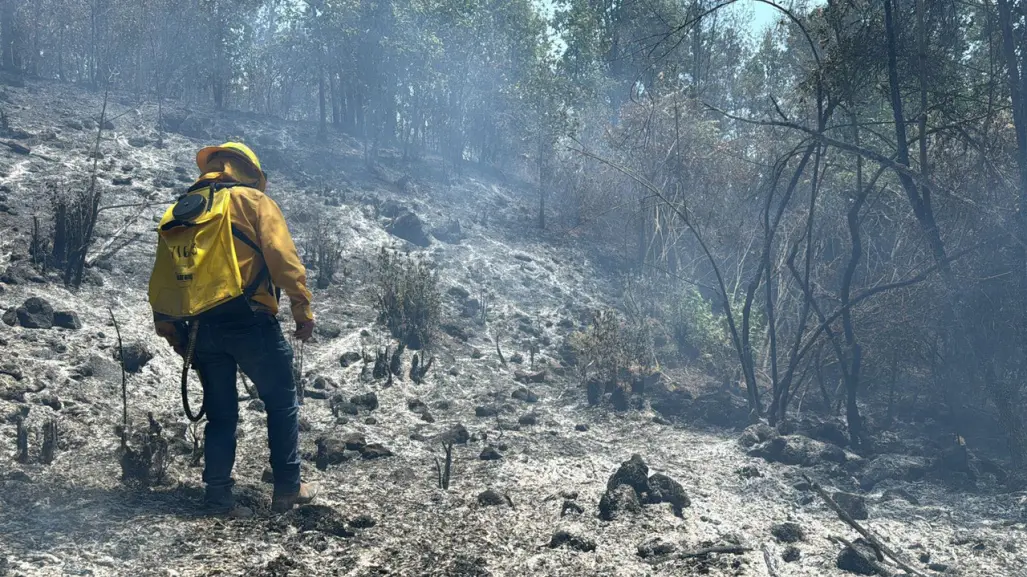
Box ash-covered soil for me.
[0,78,1025,577]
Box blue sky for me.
[534,1,800,39]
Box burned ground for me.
[0,78,1024,576]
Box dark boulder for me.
[586,379,603,406]
[386,211,431,247]
[475,404,500,418]
[512,387,539,403]
[351,392,379,411]
[120,342,153,373]
[517,413,538,426]
[607,454,650,496]
[859,454,928,490]
[739,423,778,448]
[782,546,801,563]
[599,484,641,521]
[749,435,846,467]
[549,530,596,553]
[361,443,393,459]
[637,538,678,559]
[16,297,53,329]
[53,311,81,330]
[836,538,879,575]
[315,434,366,470]
[645,473,690,517]
[431,219,464,244]
[479,446,503,461]
[339,351,362,367]
[832,491,869,521]
[771,522,805,543]
[441,423,470,445]
[514,370,545,384]
[477,489,508,507]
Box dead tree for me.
[435,440,454,489]
[373,346,389,379]
[15,416,28,463]
[390,343,405,379]
[40,419,57,464]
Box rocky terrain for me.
[0,77,1025,577]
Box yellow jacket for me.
[154,174,313,335]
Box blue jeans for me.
[193,312,300,497]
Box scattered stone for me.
[782,546,801,563]
[0,363,23,381]
[53,311,81,330]
[812,419,850,448]
[645,473,690,517]
[339,351,362,366]
[349,514,376,529]
[471,348,483,359]
[575,424,589,432]
[479,446,503,461]
[442,423,470,445]
[549,530,596,553]
[112,176,133,186]
[771,522,805,543]
[420,411,435,423]
[637,537,678,559]
[859,454,928,490]
[475,404,499,417]
[599,484,641,521]
[331,398,360,415]
[477,489,508,507]
[836,538,879,575]
[440,322,470,342]
[407,398,428,413]
[511,387,539,403]
[361,443,392,459]
[262,468,274,483]
[737,465,763,479]
[16,297,53,329]
[517,412,538,426]
[832,491,869,521]
[351,392,379,411]
[247,399,265,412]
[560,500,584,516]
[653,415,672,426]
[749,435,846,467]
[1,309,15,326]
[432,219,464,244]
[881,488,920,506]
[119,342,154,373]
[509,352,524,364]
[364,417,378,425]
[514,370,545,384]
[928,562,949,572]
[738,422,778,449]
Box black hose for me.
[181,321,206,422]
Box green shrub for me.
[371,247,441,351]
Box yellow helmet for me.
[196,141,267,191]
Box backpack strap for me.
[231,224,280,302]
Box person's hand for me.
[156,322,184,356]
[295,320,315,342]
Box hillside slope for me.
[0,78,1024,577]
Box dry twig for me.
[804,474,929,577]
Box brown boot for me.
[271,482,320,513]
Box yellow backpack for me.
[148,182,267,319]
